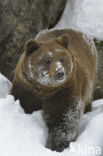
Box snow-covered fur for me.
[11,29,98,152]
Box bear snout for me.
[56,69,64,78]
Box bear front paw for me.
[46,136,69,152]
[45,130,70,152]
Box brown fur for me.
[11,29,98,152]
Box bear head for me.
[21,35,74,97]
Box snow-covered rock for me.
[56,0,103,40]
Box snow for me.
[69,62,73,76]
[37,65,51,85]
[27,60,34,79]
[56,62,63,70]
[82,34,97,55]
[55,49,64,53]
[35,29,48,40]
[0,73,12,98]
[56,0,103,40]
[0,95,47,156]
[1,0,103,155]
[0,73,103,156]
[48,51,53,57]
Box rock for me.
[0,0,67,80]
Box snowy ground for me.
[0,76,103,156]
[1,0,103,155]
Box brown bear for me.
[11,29,98,152]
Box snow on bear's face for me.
[24,37,73,88]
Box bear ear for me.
[57,34,69,49]
[25,39,40,55]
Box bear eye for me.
[60,58,64,62]
[45,59,51,64]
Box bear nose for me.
[56,70,64,78]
